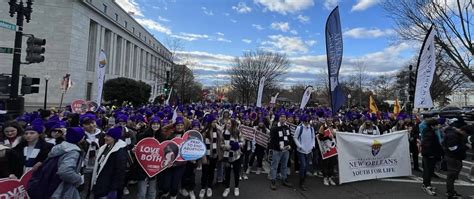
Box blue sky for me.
[117,0,419,87]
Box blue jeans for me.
[297,152,311,178]
[270,149,289,181]
[137,178,157,199]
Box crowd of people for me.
[0,103,473,199]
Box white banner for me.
[256,76,265,107]
[270,92,279,104]
[337,131,412,184]
[96,50,107,107]
[414,26,436,109]
[300,86,313,109]
[165,88,173,106]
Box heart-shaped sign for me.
[134,138,179,178]
[171,130,204,162]
[0,170,33,199]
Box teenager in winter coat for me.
[135,117,162,199]
[49,127,86,199]
[199,114,223,198]
[12,122,53,178]
[420,118,443,196]
[220,119,244,197]
[248,118,269,175]
[269,112,293,190]
[1,122,23,148]
[91,126,128,199]
[293,114,315,191]
[442,126,470,198]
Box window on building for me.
[115,13,118,21]
[115,36,122,75]
[125,21,127,28]
[86,82,93,101]
[139,32,141,38]
[133,46,138,78]
[132,27,135,33]
[104,29,112,74]
[144,36,147,41]
[86,20,98,72]
[125,41,131,77]
[103,4,107,13]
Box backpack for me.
[297,125,314,142]
[27,155,62,199]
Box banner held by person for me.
[255,130,270,148]
[256,76,265,108]
[317,129,338,159]
[300,86,313,109]
[414,25,436,109]
[172,130,205,162]
[239,125,256,141]
[0,170,33,199]
[179,138,206,161]
[325,6,346,115]
[270,92,279,104]
[134,138,179,178]
[337,131,412,184]
[95,49,107,108]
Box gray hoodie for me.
[48,141,84,199]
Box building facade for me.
[0,0,173,109]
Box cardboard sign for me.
[171,130,204,162]
[0,170,33,199]
[86,101,99,112]
[71,99,88,114]
[239,125,255,141]
[317,129,338,159]
[134,138,179,178]
[255,130,270,148]
[180,139,206,161]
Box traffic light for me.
[21,77,40,95]
[0,75,11,94]
[25,36,46,63]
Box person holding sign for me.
[134,117,162,199]
[159,117,187,199]
[293,114,315,191]
[269,112,293,190]
[249,118,269,175]
[220,119,245,197]
[318,118,338,186]
[91,126,128,199]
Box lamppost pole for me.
[43,74,50,109]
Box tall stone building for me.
[0,0,173,110]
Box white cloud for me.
[254,0,314,15]
[297,15,310,23]
[252,24,264,30]
[116,0,144,16]
[216,32,225,36]
[232,2,252,13]
[158,16,170,22]
[242,39,252,44]
[351,0,380,12]
[343,28,396,39]
[271,22,290,32]
[230,19,238,23]
[323,0,340,10]
[261,35,309,54]
[290,30,298,35]
[305,40,317,46]
[171,32,209,41]
[135,18,172,34]
[217,38,232,43]
[201,7,214,16]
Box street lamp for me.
[348,94,352,108]
[43,74,50,109]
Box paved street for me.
[123,163,474,199]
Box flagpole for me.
[59,91,65,110]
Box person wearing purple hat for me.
[91,126,128,199]
[46,121,67,145]
[46,127,86,198]
[239,114,252,180]
[358,119,381,135]
[135,117,163,199]
[80,113,105,199]
[159,116,187,199]
[293,114,315,191]
[249,117,269,175]
[220,119,244,197]
[191,119,201,131]
[199,114,223,198]
[269,112,293,190]
[12,122,53,177]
